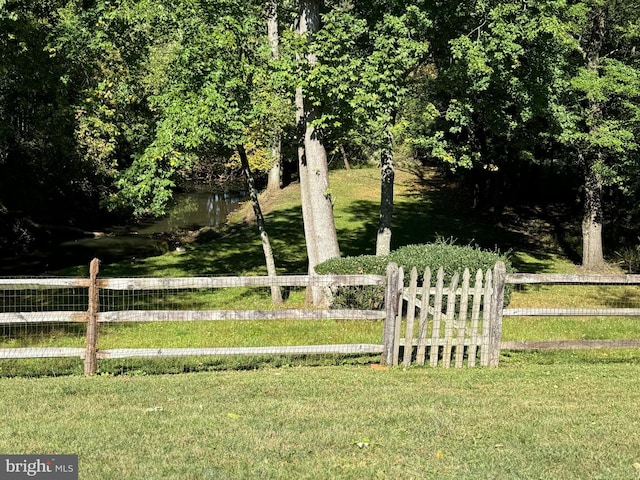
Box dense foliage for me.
[316,241,512,308]
[1,0,638,268]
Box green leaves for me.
[106,0,288,215]
[305,3,431,151]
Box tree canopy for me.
[1,0,639,270]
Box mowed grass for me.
[1,364,640,479]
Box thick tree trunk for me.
[266,0,282,192]
[238,144,283,305]
[296,85,318,270]
[376,128,394,256]
[580,7,606,270]
[296,0,340,305]
[582,153,605,270]
[304,107,340,266]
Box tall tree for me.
[295,0,340,304]
[311,3,430,255]
[107,0,284,287]
[418,0,639,268]
[556,0,640,269]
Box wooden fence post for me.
[403,267,418,368]
[84,258,100,375]
[489,261,506,367]
[381,263,399,366]
[393,267,404,367]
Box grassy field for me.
[1,364,639,479]
[3,166,640,478]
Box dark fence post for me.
[84,258,100,375]
[381,263,399,366]
[489,261,506,367]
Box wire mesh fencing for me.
[5,261,640,376]
[0,263,389,376]
[502,274,640,351]
[0,281,88,348]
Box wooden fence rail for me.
[0,259,504,373]
[0,259,391,375]
[500,270,640,353]
[5,258,638,374]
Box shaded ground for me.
[227,166,583,276]
[16,165,585,277]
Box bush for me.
[389,242,513,283]
[316,241,513,309]
[315,255,388,309]
[315,255,388,276]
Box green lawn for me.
[1,364,639,479]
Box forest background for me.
[1,0,639,273]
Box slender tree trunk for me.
[296,0,340,305]
[339,144,351,170]
[238,144,283,305]
[266,0,282,192]
[267,136,282,191]
[376,128,394,256]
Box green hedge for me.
[316,242,513,309]
[389,243,513,282]
[315,255,388,309]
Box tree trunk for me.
[296,83,318,270]
[339,144,351,170]
[580,6,606,270]
[582,153,605,270]
[376,128,394,256]
[296,0,340,305]
[267,135,282,192]
[238,144,283,305]
[266,0,282,192]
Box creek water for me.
[3,188,246,274]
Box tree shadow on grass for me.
[339,175,576,274]
[101,205,310,277]
[100,168,578,277]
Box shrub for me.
[315,255,388,309]
[315,255,388,276]
[389,242,513,283]
[316,241,513,308]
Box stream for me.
[2,188,247,275]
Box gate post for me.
[84,258,100,375]
[489,261,506,367]
[381,263,399,366]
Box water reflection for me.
[137,190,246,234]
[2,188,246,274]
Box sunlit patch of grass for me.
[97,319,382,349]
[502,316,640,341]
[509,284,640,309]
[1,365,640,479]
[510,251,576,273]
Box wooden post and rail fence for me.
[1,259,640,375]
